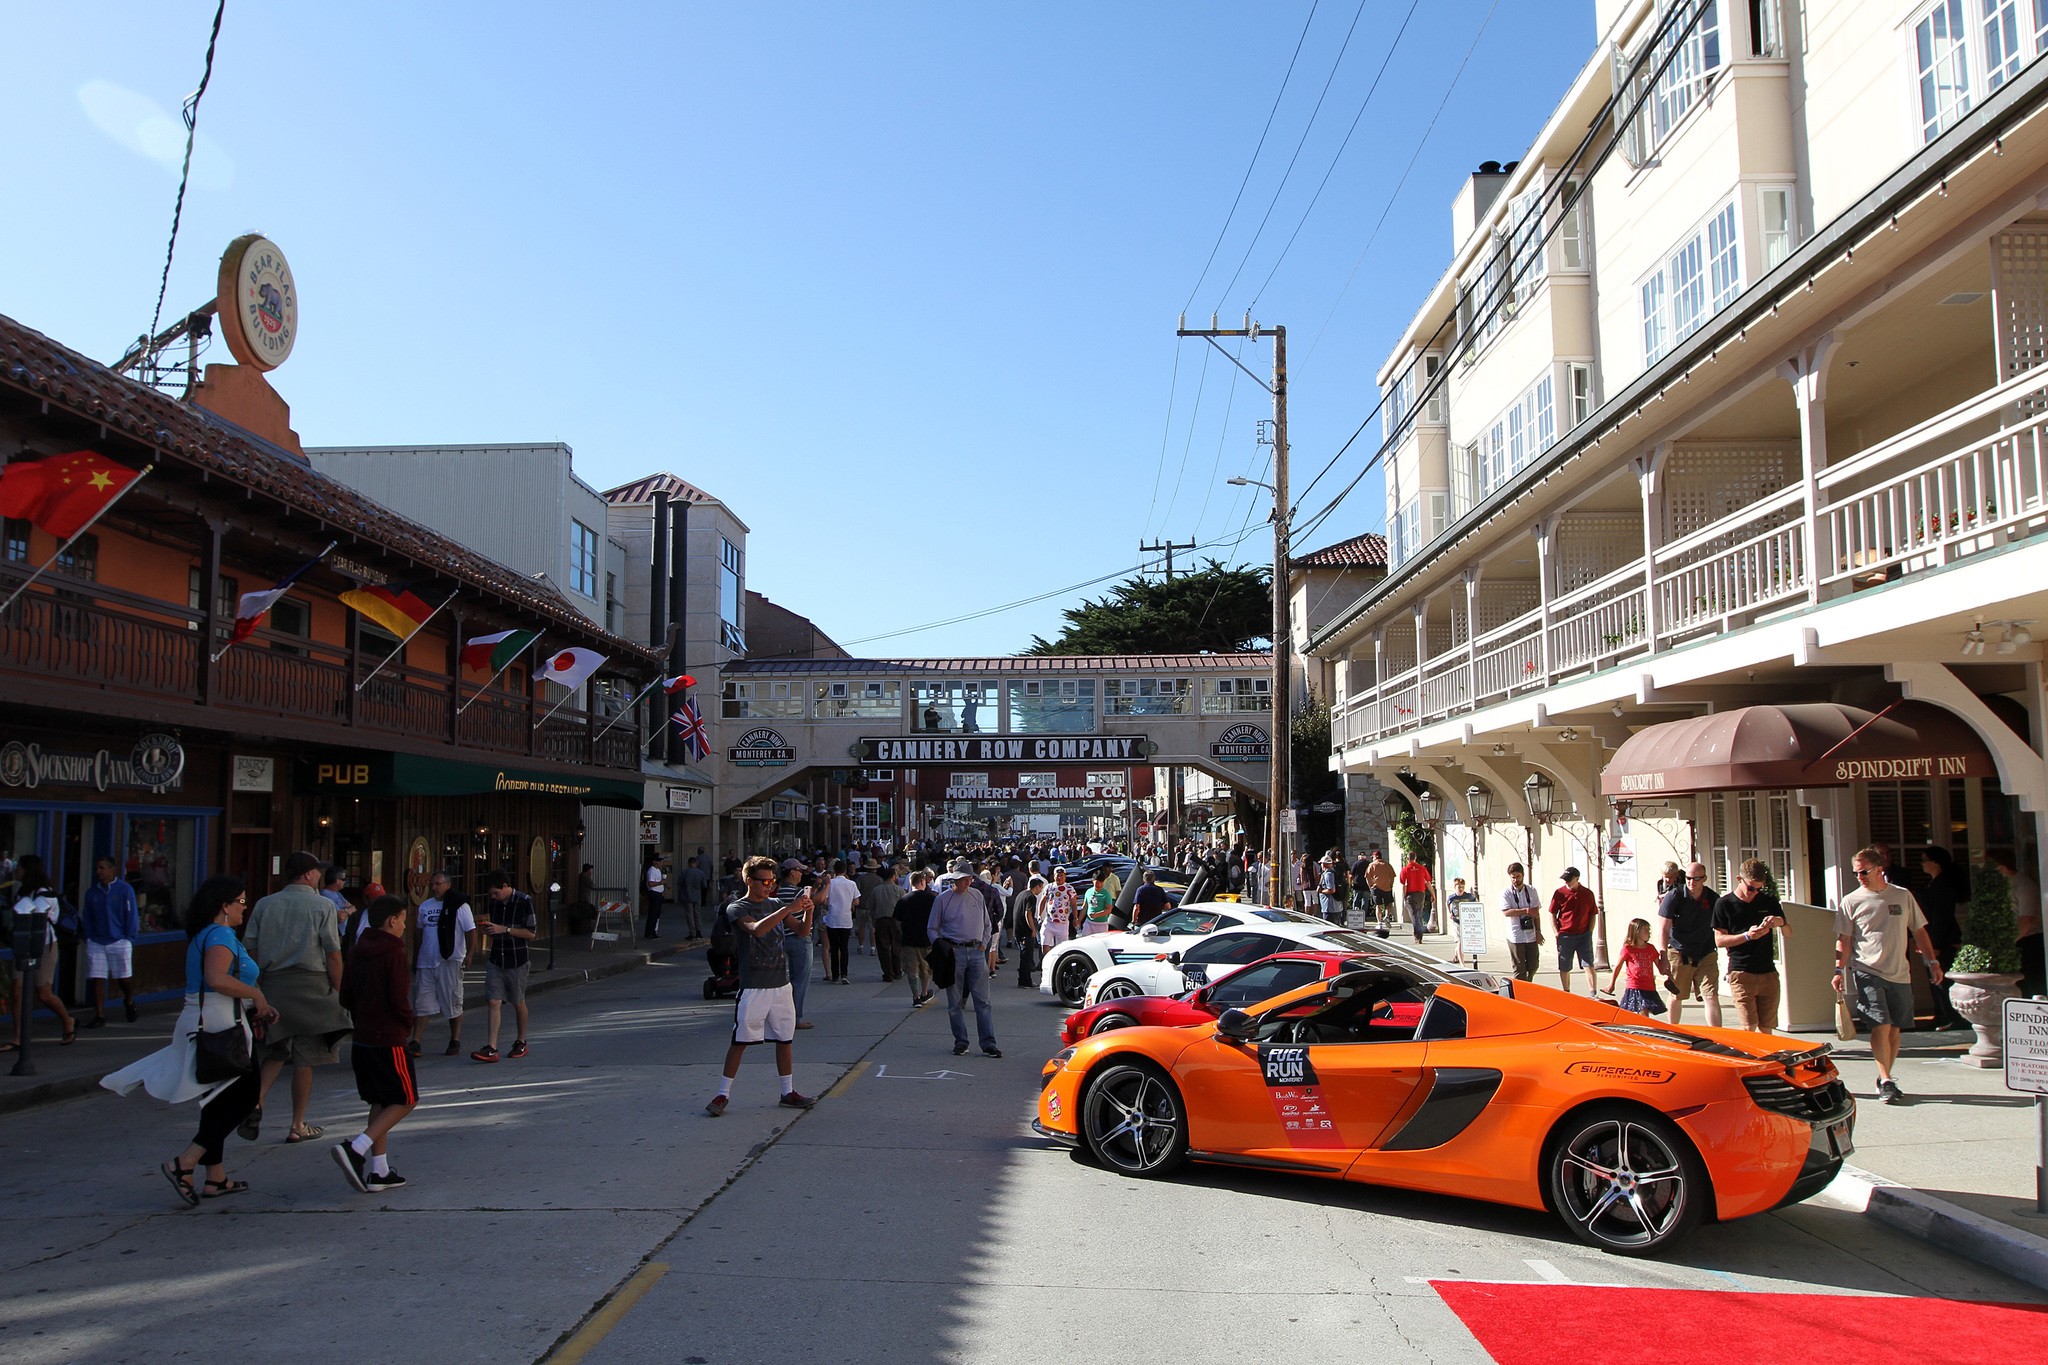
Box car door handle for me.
[1556,1042,1597,1053]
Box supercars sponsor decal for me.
[1565,1062,1676,1084]
[1258,1046,1344,1148]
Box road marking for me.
[545,1261,668,1363]
[1525,1259,1573,1283]
[873,1064,974,1080]
[824,1063,866,1099]
[1407,1260,1628,1289]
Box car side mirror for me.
[1167,951,1182,964]
[1216,1008,1258,1042]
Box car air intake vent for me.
[1742,1074,1849,1121]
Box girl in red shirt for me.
[1607,918,1667,1015]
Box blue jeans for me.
[945,945,995,1050]
[784,934,813,1022]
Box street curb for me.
[1816,1163,2048,1291]
[0,937,708,1120]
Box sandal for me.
[61,1026,77,1045]
[162,1160,200,1208]
[284,1124,324,1143]
[202,1178,250,1198]
[238,1107,262,1142]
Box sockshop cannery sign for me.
[0,738,186,792]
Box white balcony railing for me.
[1331,365,2048,755]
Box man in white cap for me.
[928,861,1000,1057]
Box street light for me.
[1523,771,1556,821]
[1417,788,1444,826]
[1466,784,1494,823]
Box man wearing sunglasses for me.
[1835,847,1943,1104]
[1657,862,1722,1028]
[706,856,817,1117]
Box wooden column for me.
[446,610,464,745]
[198,517,223,706]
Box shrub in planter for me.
[1958,862,2021,973]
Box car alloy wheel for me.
[1097,978,1143,1001]
[1547,1104,1705,1254]
[1088,1012,1138,1035]
[1054,954,1095,1006]
[1081,1062,1188,1177]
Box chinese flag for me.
[0,451,143,539]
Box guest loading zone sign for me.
[728,728,796,767]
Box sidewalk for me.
[0,931,709,1117]
[1417,918,2048,1285]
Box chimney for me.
[1451,160,1513,257]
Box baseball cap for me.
[779,858,805,871]
[1562,867,1582,881]
[949,858,973,874]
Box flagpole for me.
[0,464,156,615]
[353,592,459,692]
[209,540,338,663]
[534,680,589,731]
[456,638,540,716]
[593,675,666,741]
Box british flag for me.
[671,696,710,760]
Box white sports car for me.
[1038,903,1392,1006]
[1074,916,1485,1008]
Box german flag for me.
[340,583,436,638]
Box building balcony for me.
[1334,362,2048,754]
[0,576,642,773]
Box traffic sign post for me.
[1457,904,1489,966]
[2005,997,2048,1217]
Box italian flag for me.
[463,629,539,674]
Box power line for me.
[1210,0,1370,312]
[1156,344,1213,536]
[144,0,226,348]
[1287,0,1714,548]
[1181,0,1322,313]
[1301,0,1499,363]
[1246,0,1421,310]
[1142,344,1183,536]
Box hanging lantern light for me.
[1417,788,1445,827]
[1466,784,1494,823]
[1523,770,1556,820]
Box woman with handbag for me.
[102,875,277,1206]
[6,855,76,1048]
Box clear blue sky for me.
[1,2,1592,655]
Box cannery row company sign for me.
[0,735,186,792]
[860,734,1148,764]
[1210,723,1270,763]
[729,728,796,767]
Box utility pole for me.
[1178,313,1289,901]
[1139,539,1197,581]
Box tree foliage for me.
[1025,560,1271,656]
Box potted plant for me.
[1947,863,2024,1069]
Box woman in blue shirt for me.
[104,875,276,1205]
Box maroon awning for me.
[1600,701,1997,798]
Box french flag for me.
[229,552,326,645]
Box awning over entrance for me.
[297,753,644,809]
[1599,701,1997,798]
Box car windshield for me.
[1144,909,1235,936]
[1252,970,1438,1044]
[1251,908,1330,925]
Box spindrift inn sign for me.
[860,734,1148,764]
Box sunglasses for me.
[746,873,777,883]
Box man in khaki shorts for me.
[1713,858,1786,1032]
[1657,862,1722,1028]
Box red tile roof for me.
[0,312,657,664]
[1290,531,1388,570]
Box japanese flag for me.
[542,647,606,692]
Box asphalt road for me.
[0,946,2040,1365]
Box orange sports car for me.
[1034,959,1853,1254]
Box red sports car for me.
[1059,951,1423,1045]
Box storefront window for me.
[124,816,195,934]
[1200,676,1272,713]
[1105,677,1190,715]
[1,812,38,895]
[1705,790,1799,901]
[723,680,804,719]
[913,681,997,733]
[815,680,901,719]
[1006,679,1095,733]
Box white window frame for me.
[1908,0,2048,145]
[1567,362,1595,427]
[1641,197,1740,367]
[1557,177,1589,272]
[569,520,599,599]
[1617,0,1725,167]
[1759,184,1796,270]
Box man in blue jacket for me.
[81,856,140,1027]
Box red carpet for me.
[1432,1281,2048,1363]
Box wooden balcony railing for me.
[0,575,641,772]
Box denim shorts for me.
[1556,932,1595,971]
